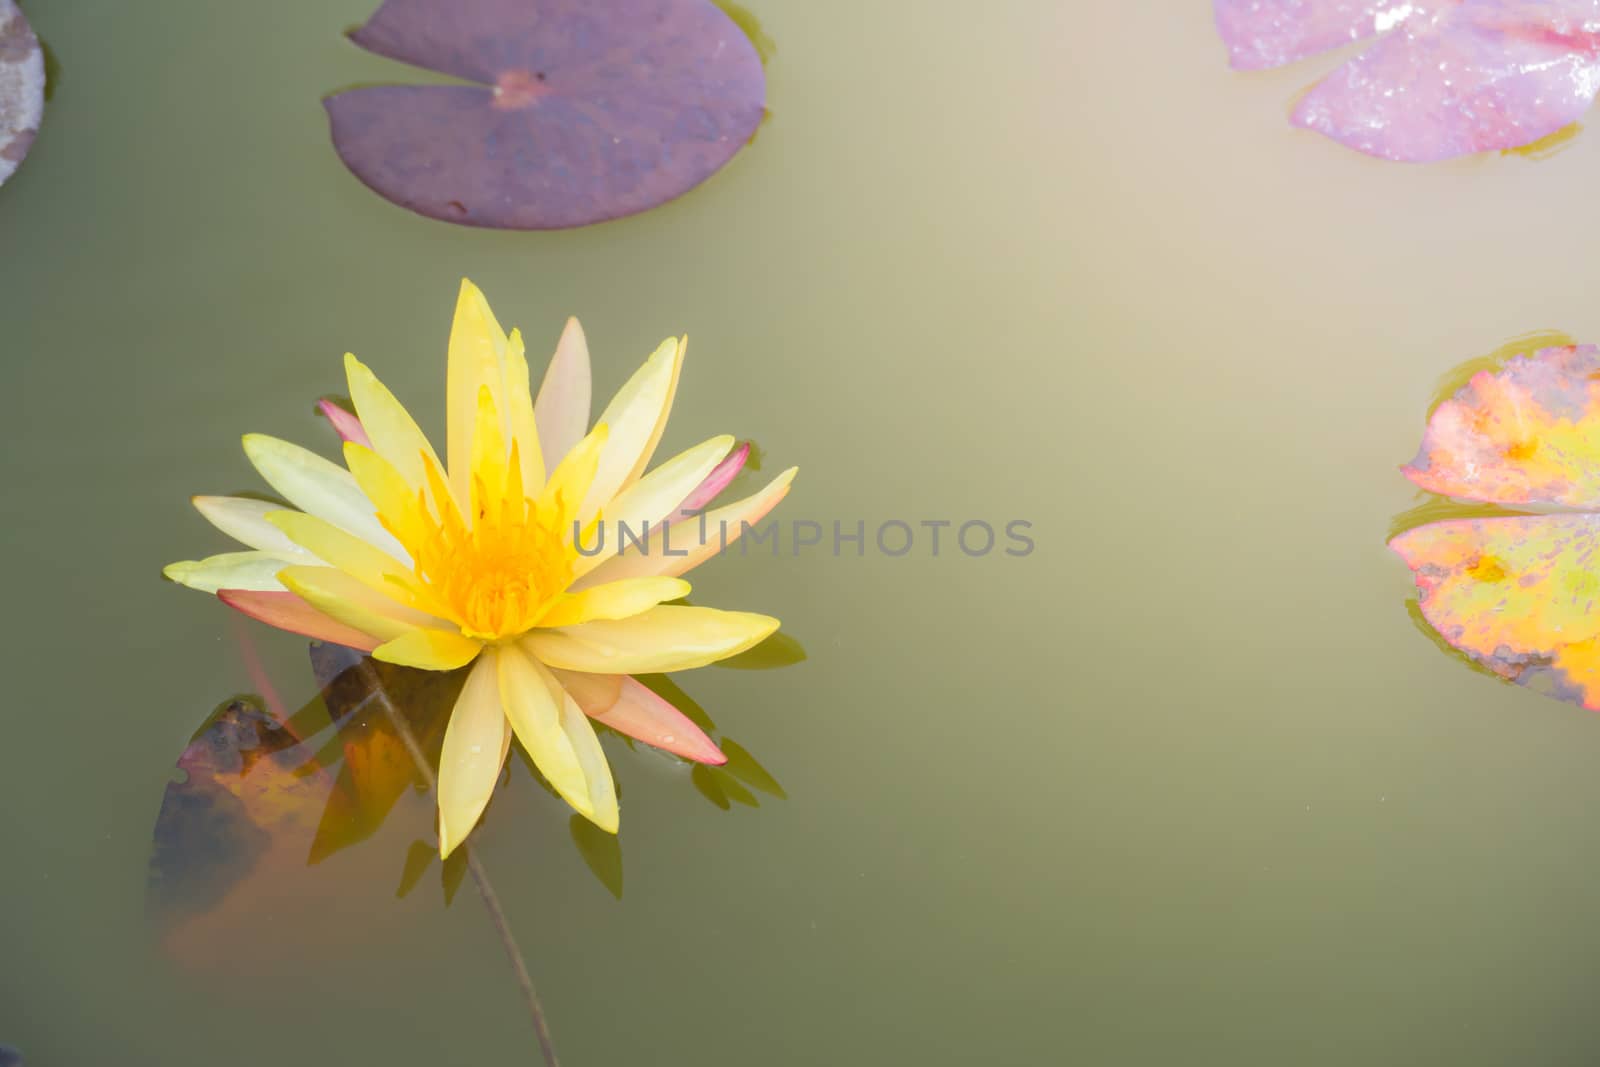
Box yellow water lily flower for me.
[166,281,795,855]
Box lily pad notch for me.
[325,0,767,229]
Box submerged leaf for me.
[325,0,766,229]
[0,0,44,187]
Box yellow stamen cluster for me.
[384,439,576,641]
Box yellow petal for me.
[343,442,430,549]
[538,422,608,533]
[372,627,483,671]
[574,467,797,588]
[266,510,428,610]
[505,328,545,492]
[470,382,507,523]
[626,334,685,488]
[191,496,318,560]
[524,605,780,674]
[535,576,690,628]
[242,434,405,558]
[556,680,618,833]
[278,564,447,642]
[580,336,682,519]
[572,435,734,576]
[437,651,510,857]
[344,352,443,491]
[446,279,510,510]
[496,642,594,818]
[163,551,287,593]
[534,316,591,469]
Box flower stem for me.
[353,659,561,1067]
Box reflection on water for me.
[634,672,788,815]
[569,815,623,898]
[714,630,806,670]
[138,634,780,1061]
[148,627,799,952]
[142,624,799,1058]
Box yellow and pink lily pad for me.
[1391,343,1600,708]
[324,0,766,228]
[1215,1,1600,161]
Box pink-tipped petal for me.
[1214,0,1442,71]
[317,399,373,448]
[535,317,592,467]
[1293,1,1600,162]
[554,669,725,764]
[218,589,381,652]
[669,441,749,522]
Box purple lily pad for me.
[325,0,766,229]
[0,0,43,188]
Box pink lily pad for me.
[0,0,43,187]
[325,0,766,229]
[1215,0,1600,161]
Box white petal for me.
[242,434,406,559]
[192,496,319,560]
[164,551,287,593]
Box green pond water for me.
[10,1,1600,1063]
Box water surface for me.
[7,1,1600,1063]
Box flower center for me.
[404,472,573,641]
